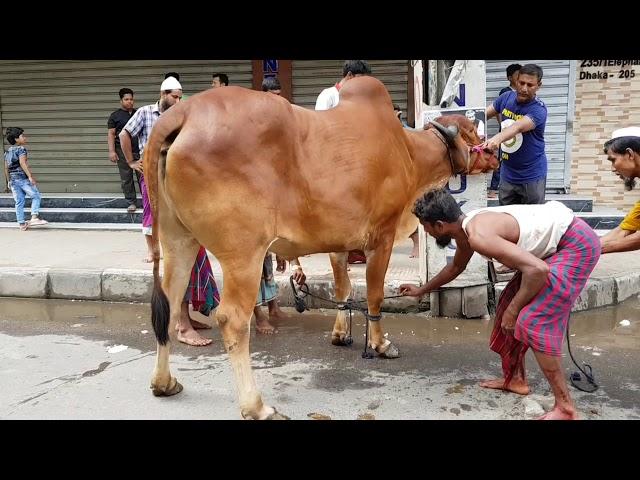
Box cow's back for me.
[163,79,417,253]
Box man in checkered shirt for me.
[118,77,221,348]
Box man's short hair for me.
[506,63,522,78]
[165,72,180,81]
[604,136,640,155]
[343,60,371,77]
[519,63,543,81]
[119,88,134,99]
[5,127,24,145]
[262,76,281,92]
[212,73,229,85]
[413,188,462,224]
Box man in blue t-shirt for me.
[481,64,547,205]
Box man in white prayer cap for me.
[117,77,221,348]
[600,126,640,254]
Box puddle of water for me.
[1,295,638,353]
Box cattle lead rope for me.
[289,276,405,359]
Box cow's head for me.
[427,115,500,174]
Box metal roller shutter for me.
[486,60,573,192]
[292,60,408,112]
[0,60,253,193]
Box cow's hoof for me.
[376,342,400,359]
[151,378,183,397]
[266,408,290,420]
[331,334,352,346]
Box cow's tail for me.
[144,105,186,345]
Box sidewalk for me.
[0,229,424,312]
[1,228,639,314]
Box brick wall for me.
[571,60,640,210]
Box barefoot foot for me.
[479,377,530,395]
[176,327,213,346]
[537,407,579,420]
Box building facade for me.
[3,59,638,210]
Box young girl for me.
[4,127,48,230]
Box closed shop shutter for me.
[0,60,253,192]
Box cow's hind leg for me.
[329,252,353,346]
[216,252,288,419]
[150,215,200,396]
[365,237,400,359]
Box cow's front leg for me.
[365,238,400,359]
[328,252,353,346]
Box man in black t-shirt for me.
[107,88,140,213]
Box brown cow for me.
[143,76,498,419]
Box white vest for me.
[461,201,574,262]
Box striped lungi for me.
[489,217,600,386]
[184,246,221,316]
[139,173,153,235]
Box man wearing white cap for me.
[600,127,640,254]
[120,76,182,259]
[119,78,221,348]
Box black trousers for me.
[498,177,546,206]
[116,146,140,206]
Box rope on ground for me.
[289,276,408,358]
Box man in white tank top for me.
[400,188,601,420]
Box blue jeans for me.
[10,177,42,224]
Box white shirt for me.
[315,86,340,111]
[462,200,575,262]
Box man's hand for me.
[276,255,287,273]
[29,177,37,186]
[500,304,519,334]
[129,160,144,173]
[399,283,423,297]
[109,152,118,163]
[480,137,501,152]
[291,267,306,285]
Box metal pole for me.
[428,60,438,106]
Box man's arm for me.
[486,104,499,121]
[481,116,536,152]
[107,128,118,163]
[400,240,474,296]
[601,226,640,254]
[119,129,143,173]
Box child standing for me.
[4,127,48,230]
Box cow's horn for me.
[430,120,458,143]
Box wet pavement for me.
[1,297,639,420]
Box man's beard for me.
[160,99,174,111]
[436,235,453,248]
[623,176,637,191]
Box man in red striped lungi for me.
[400,188,600,420]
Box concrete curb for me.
[1,266,638,314]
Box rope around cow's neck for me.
[430,128,460,176]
